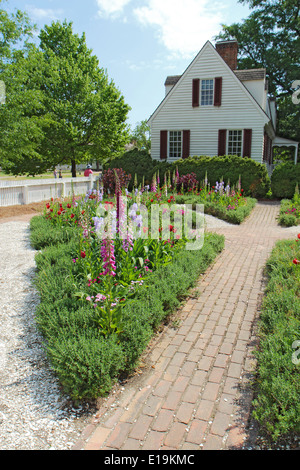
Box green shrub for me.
[252,239,300,441]
[271,162,300,199]
[105,152,270,198]
[173,155,270,198]
[32,219,224,400]
[30,215,78,249]
[277,199,300,227]
[204,197,257,224]
[103,149,157,189]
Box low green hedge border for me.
[30,216,224,401]
[174,195,257,225]
[252,239,300,441]
[277,199,300,227]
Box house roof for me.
[233,68,266,81]
[164,68,266,89]
[148,41,270,125]
[164,75,182,86]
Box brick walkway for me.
[73,202,300,451]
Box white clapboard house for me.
[147,40,298,170]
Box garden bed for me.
[30,187,225,402]
[252,234,300,442]
[278,199,300,227]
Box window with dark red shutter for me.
[182,130,190,159]
[243,129,252,158]
[214,77,222,106]
[192,79,200,107]
[218,129,227,156]
[160,130,168,160]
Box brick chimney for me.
[215,40,238,70]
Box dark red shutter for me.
[182,130,190,159]
[218,129,227,156]
[214,77,222,106]
[192,79,200,107]
[243,129,252,158]
[263,132,268,161]
[160,130,168,160]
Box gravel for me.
[0,221,94,450]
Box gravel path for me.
[0,220,95,450]
[0,213,236,450]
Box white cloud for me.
[28,7,64,22]
[134,0,224,59]
[96,0,133,17]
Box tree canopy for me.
[215,0,300,141]
[0,5,130,176]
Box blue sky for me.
[6,0,251,130]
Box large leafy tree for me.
[215,0,300,141]
[0,0,44,174]
[38,21,131,176]
[0,0,34,67]
[0,14,130,176]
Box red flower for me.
[81,210,85,215]
[297,234,300,239]
[67,203,71,209]
[150,199,154,202]
[80,251,86,259]
[57,210,62,215]
[70,214,75,219]
[293,259,300,265]
[46,203,50,209]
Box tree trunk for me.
[71,159,76,178]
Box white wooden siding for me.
[149,41,269,164]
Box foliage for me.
[252,235,300,441]
[271,161,300,199]
[30,190,224,400]
[0,0,35,68]
[129,120,151,153]
[0,15,130,176]
[215,0,300,141]
[102,168,131,194]
[103,149,157,189]
[176,172,198,192]
[277,185,300,226]
[105,152,270,198]
[174,155,270,198]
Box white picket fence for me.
[0,176,95,207]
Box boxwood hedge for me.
[30,216,224,401]
[105,151,270,198]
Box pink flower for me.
[101,238,116,276]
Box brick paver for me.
[73,202,300,451]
